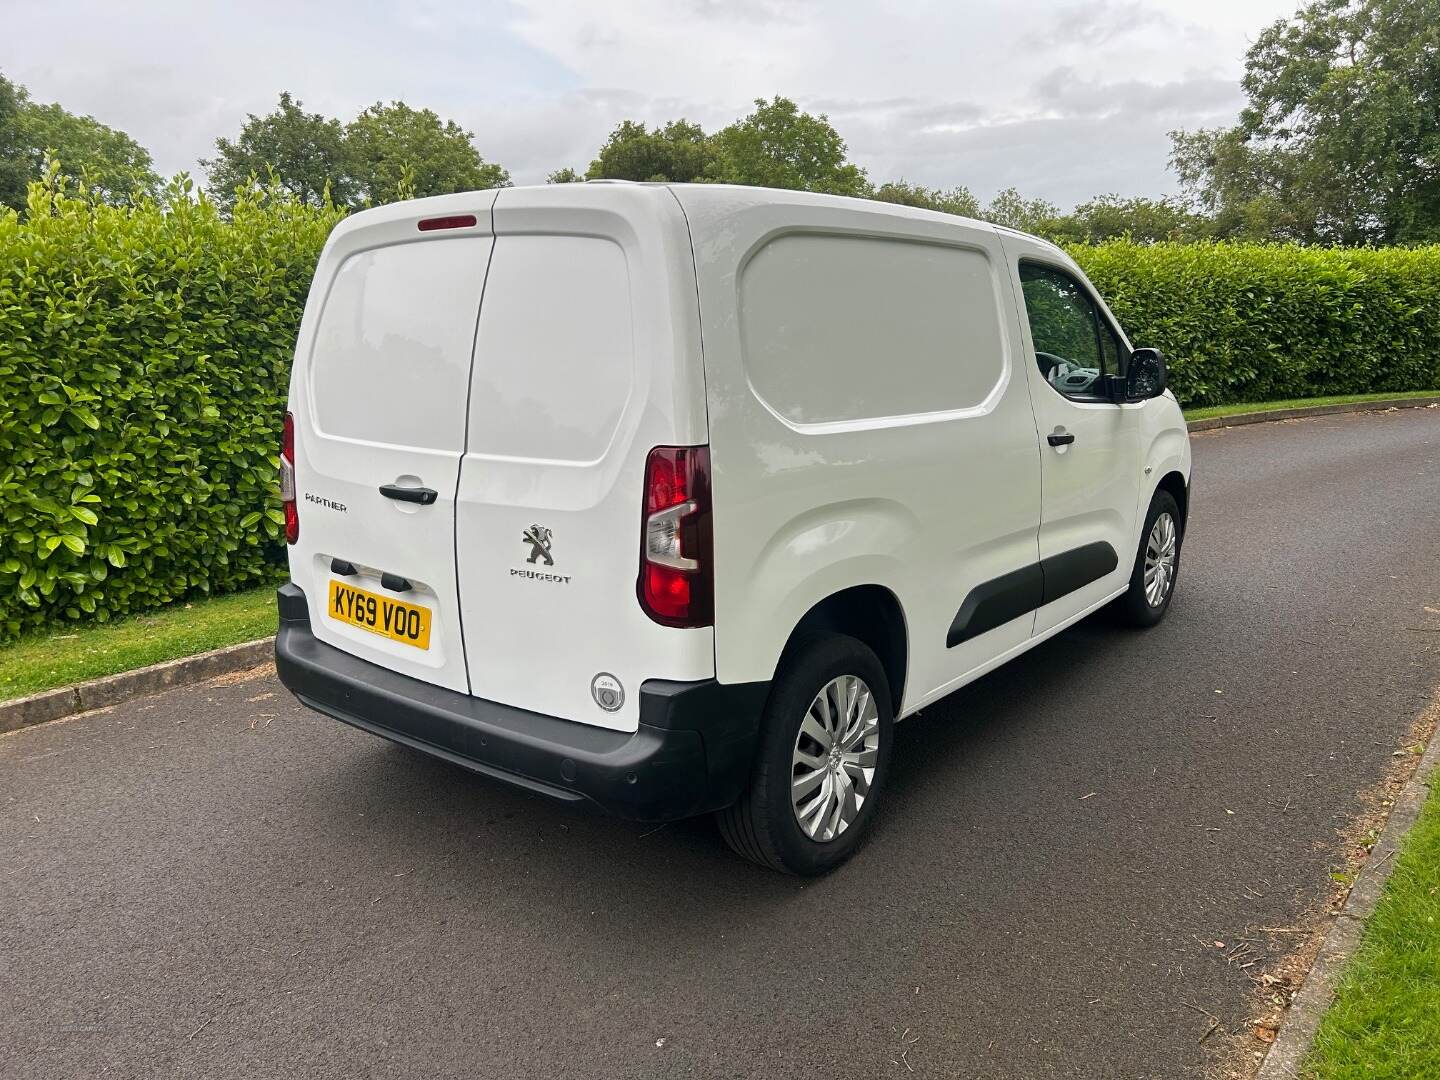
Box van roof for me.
[549,181,1069,256]
[574,178,1000,229]
[328,181,1068,264]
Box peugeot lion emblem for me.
[522,524,554,566]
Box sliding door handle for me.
[1047,432,1076,447]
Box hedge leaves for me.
[1,179,1437,640]
[1074,242,1440,407]
[0,172,342,641]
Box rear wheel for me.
[1114,489,1182,627]
[717,635,893,875]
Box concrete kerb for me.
[1187,396,1440,432]
[0,637,275,735]
[1254,719,1440,1079]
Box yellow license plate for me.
[328,580,432,650]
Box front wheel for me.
[716,634,893,875]
[1114,489,1183,627]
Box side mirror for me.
[1126,348,1167,401]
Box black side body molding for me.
[1039,541,1119,604]
[947,541,1119,648]
[945,564,1044,648]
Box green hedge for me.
[0,175,342,641]
[1073,242,1440,406]
[2,183,1438,640]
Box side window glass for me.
[1018,263,1110,402]
[1099,319,1123,375]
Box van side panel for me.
[453,185,712,734]
[674,187,1044,716]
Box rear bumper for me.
[273,584,766,821]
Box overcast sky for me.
[5,0,1298,209]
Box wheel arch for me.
[1155,470,1189,529]
[779,584,909,714]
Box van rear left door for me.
[287,194,497,694]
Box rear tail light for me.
[280,411,298,544]
[638,446,713,627]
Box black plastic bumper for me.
[273,584,767,821]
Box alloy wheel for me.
[790,675,880,842]
[1144,511,1178,607]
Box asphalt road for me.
[4,408,1439,1080]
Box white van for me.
[275,182,1190,875]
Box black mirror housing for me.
[1126,348,1167,401]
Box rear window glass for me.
[467,235,633,463]
[739,234,1006,426]
[309,237,490,452]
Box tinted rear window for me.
[467,235,634,463]
[739,233,1006,426]
[309,237,490,451]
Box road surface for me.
[4,408,1439,1079]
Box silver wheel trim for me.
[1143,511,1178,607]
[791,675,880,842]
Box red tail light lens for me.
[280,411,298,544]
[638,446,712,627]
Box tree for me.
[0,71,159,211]
[586,119,713,182]
[0,74,26,210]
[546,167,583,184]
[706,97,868,196]
[346,101,508,204]
[1171,0,1440,244]
[1046,194,1207,244]
[981,188,1061,234]
[203,92,354,210]
[18,101,160,205]
[1169,128,1321,241]
[871,180,980,217]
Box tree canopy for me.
[1172,0,1440,244]
[583,98,868,195]
[346,101,509,203]
[203,92,509,210]
[1047,194,1206,244]
[585,118,713,183]
[0,71,160,210]
[0,74,26,210]
[202,92,355,210]
[871,181,981,218]
[707,97,868,195]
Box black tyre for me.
[716,634,893,875]
[1114,489,1183,627]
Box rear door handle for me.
[1047,432,1075,447]
[379,484,438,505]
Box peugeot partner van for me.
[274,182,1191,875]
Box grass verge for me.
[1302,778,1440,1079]
[1184,390,1440,422]
[0,585,277,702]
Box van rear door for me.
[286,193,497,694]
[453,184,713,732]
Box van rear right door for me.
[452,184,714,733]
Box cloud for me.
[1,0,1296,208]
[1022,1,1175,49]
